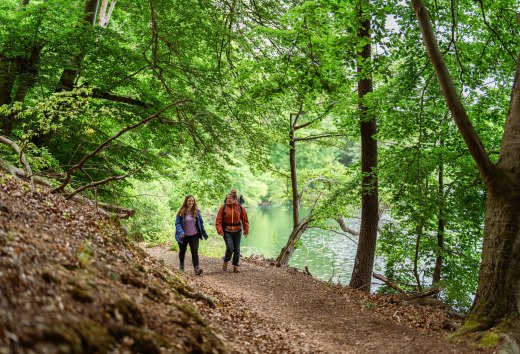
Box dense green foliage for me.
[1,0,518,313]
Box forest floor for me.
[147,246,494,354]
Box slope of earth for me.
[0,172,224,354]
[146,246,495,354]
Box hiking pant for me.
[223,230,242,266]
[178,233,200,268]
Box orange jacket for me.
[215,203,249,235]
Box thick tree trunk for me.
[465,181,520,331]
[465,50,520,332]
[349,0,379,292]
[12,45,42,102]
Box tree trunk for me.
[413,224,423,292]
[12,45,43,103]
[465,179,520,330]
[276,216,310,266]
[0,60,15,106]
[289,117,299,228]
[276,112,304,265]
[465,57,520,330]
[0,1,43,135]
[0,61,16,135]
[433,160,444,284]
[349,0,379,292]
[56,0,99,92]
[98,0,117,27]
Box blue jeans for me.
[178,233,200,268]
[223,230,242,266]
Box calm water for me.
[241,204,360,284]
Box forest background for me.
[0,0,517,325]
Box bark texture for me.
[349,0,379,292]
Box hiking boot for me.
[233,266,240,273]
[222,262,228,271]
[195,267,203,275]
[179,264,185,272]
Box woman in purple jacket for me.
[175,195,208,275]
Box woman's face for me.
[187,197,195,208]
[226,196,235,204]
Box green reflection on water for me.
[241,204,359,284]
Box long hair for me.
[178,195,199,217]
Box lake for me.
[241,204,360,285]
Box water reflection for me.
[242,204,359,284]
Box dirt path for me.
[145,246,489,354]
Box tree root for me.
[176,286,216,308]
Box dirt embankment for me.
[0,172,224,353]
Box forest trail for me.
[146,246,490,354]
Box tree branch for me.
[411,0,495,184]
[65,171,137,200]
[52,101,187,193]
[335,217,360,236]
[294,133,340,142]
[92,89,150,108]
[372,272,404,293]
[0,136,34,191]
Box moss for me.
[145,286,168,303]
[72,319,115,353]
[109,324,167,354]
[77,241,92,268]
[454,318,487,337]
[480,332,501,347]
[68,285,94,303]
[120,272,147,288]
[173,301,205,326]
[154,269,186,289]
[42,318,114,353]
[43,324,83,353]
[110,299,144,327]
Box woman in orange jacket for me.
[215,189,249,273]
